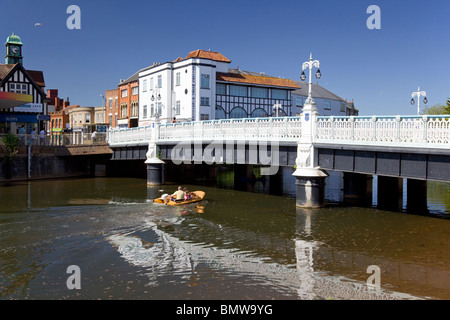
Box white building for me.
[136,49,356,126]
[138,50,303,125]
[292,82,358,116]
[139,50,231,126]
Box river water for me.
[0,177,449,300]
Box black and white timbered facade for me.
[0,32,46,134]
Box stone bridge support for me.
[145,128,164,186]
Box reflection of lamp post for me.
[410,86,427,115]
[273,100,282,117]
[300,53,321,105]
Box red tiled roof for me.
[0,63,45,87]
[185,49,231,63]
[27,70,45,87]
[216,72,300,89]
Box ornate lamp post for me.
[273,100,282,117]
[151,87,162,122]
[293,53,328,209]
[410,86,427,115]
[300,53,321,105]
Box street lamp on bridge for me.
[300,53,321,105]
[410,86,427,115]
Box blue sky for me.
[1,0,449,115]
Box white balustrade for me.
[107,115,448,149]
[316,115,449,147]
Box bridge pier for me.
[293,168,328,208]
[146,162,164,186]
[145,141,165,186]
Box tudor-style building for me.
[0,33,47,135]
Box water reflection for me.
[1,178,449,300]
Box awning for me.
[0,91,33,109]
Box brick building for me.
[117,71,139,128]
[105,88,118,128]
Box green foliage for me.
[421,103,449,115]
[1,133,21,161]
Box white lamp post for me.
[410,86,427,115]
[273,100,282,117]
[151,86,162,123]
[300,53,321,105]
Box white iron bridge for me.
[109,115,449,147]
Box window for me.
[296,97,304,107]
[200,114,210,121]
[9,83,27,94]
[272,89,288,100]
[132,87,138,95]
[215,106,226,119]
[109,115,112,125]
[120,103,128,118]
[230,107,247,119]
[150,78,154,90]
[176,72,180,86]
[96,113,99,123]
[150,104,154,117]
[216,84,226,95]
[157,75,162,88]
[200,97,210,106]
[340,103,346,113]
[201,74,210,89]
[175,101,180,115]
[251,87,268,99]
[324,101,331,110]
[85,113,90,124]
[251,108,268,118]
[121,89,127,98]
[109,98,113,109]
[131,101,139,117]
[143,79,147,92]
[143,105,148,118]
[229,85,247,97]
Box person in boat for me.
[171,186,185,202]
[183,188,192,201]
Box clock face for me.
[11,46,19,55]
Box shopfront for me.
[0,113,39,135]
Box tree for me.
[446,98,450,113]
[421,103,448,115]
[1,133,21,179]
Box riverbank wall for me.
[0,145,112,182]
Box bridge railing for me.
[107,115,449,148]
[108,126,153,145]
[316,115,450,147]
[158,117,302,143]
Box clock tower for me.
[5,32,23,65]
